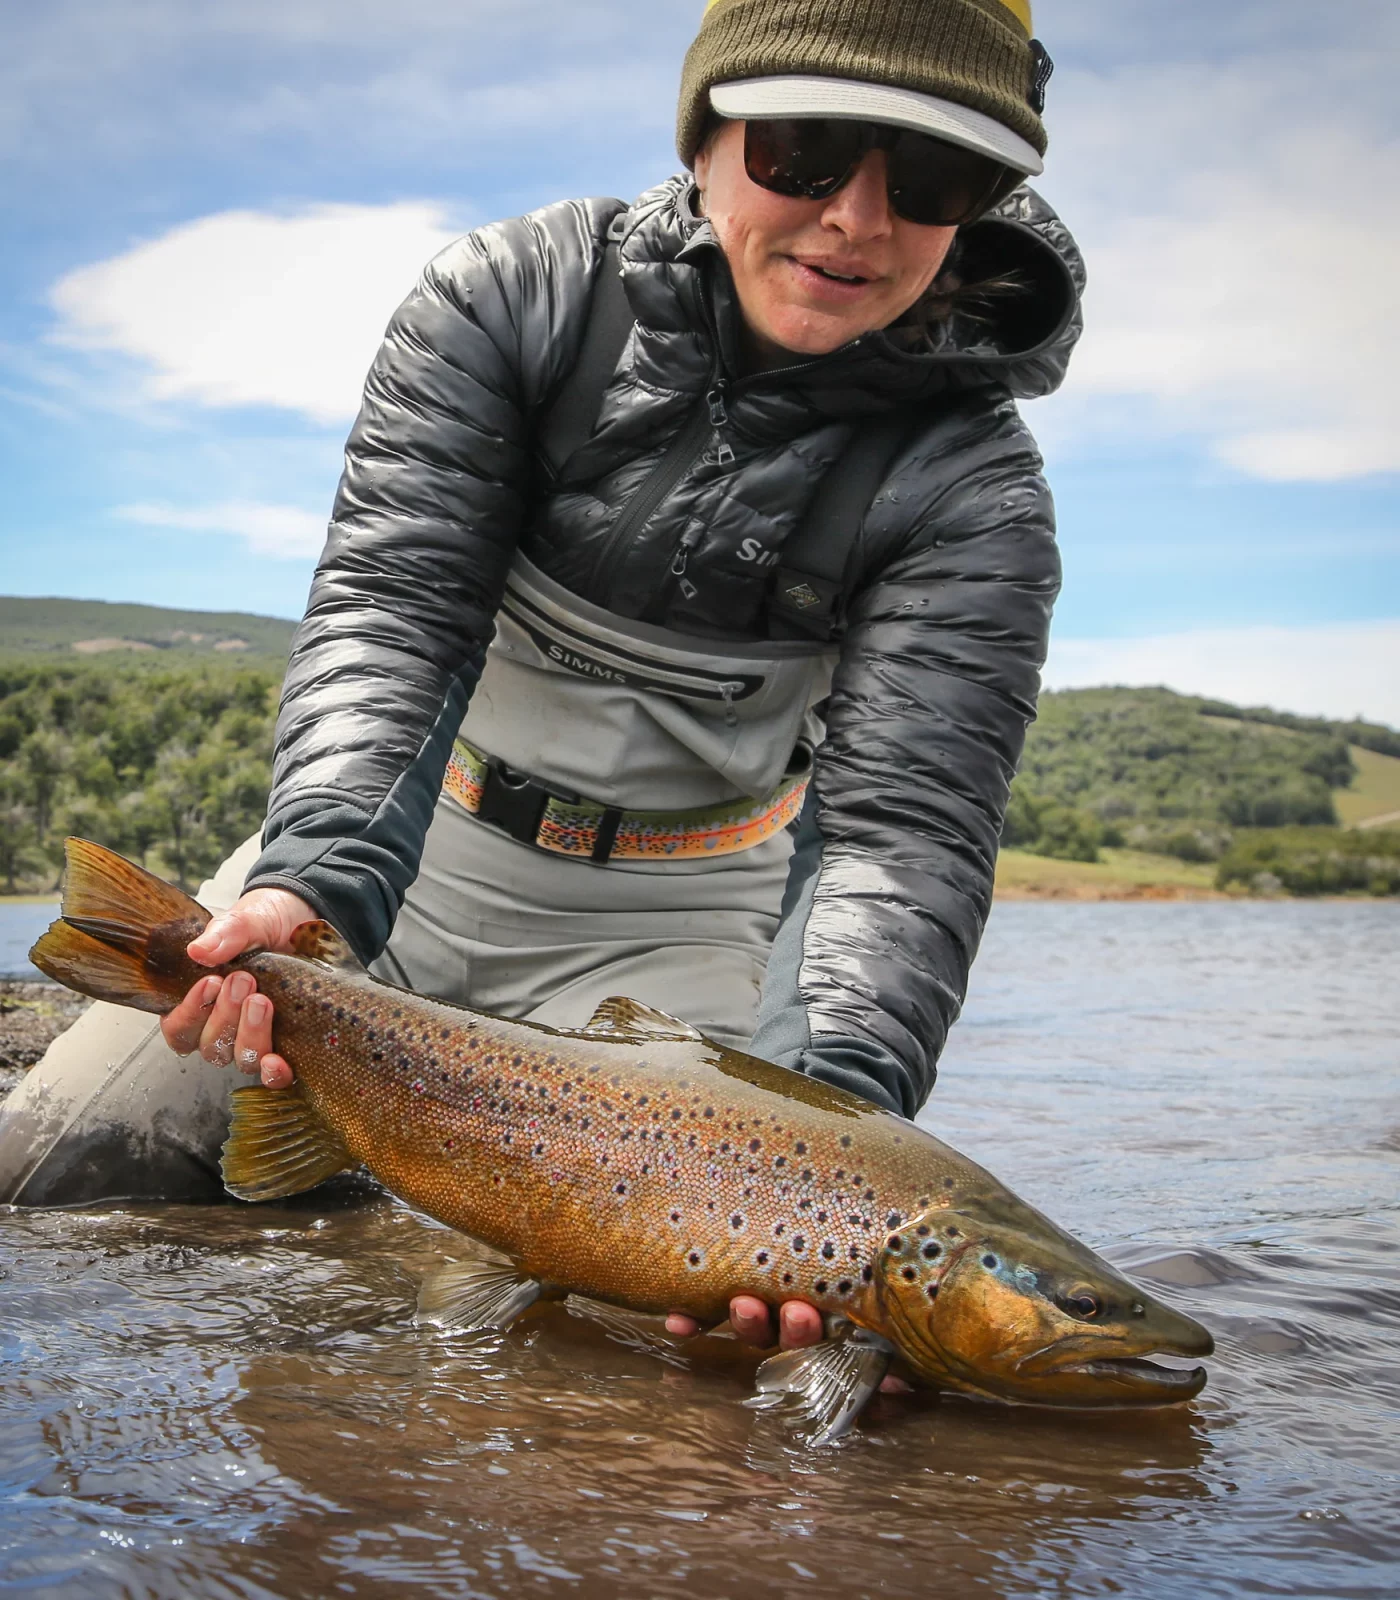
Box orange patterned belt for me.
[442,737,809,863]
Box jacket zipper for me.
[596,322,852,611]
[593,373,725,585]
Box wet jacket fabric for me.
[245,175,1085,1117]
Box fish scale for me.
[30,838,1216,1440]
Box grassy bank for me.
[995,848,1222,901]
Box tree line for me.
[0,661,275,894]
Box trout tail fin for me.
[28,838,214,1016]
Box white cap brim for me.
[709,75,1043,178]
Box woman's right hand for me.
[159,887,317,1090]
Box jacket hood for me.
[614,175,1084,428]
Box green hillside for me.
[1007,687,1400,894]
[0,597,1396,898]
[0,596,296,666]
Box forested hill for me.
[0,596,296,666]
[0,594,1397,896]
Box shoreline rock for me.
[0,981,90,1098]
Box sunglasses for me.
[743,117,1023,228]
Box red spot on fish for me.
[326,1033,339,1047]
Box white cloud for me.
[1037,50,1400,482]
[50,203,465,424]
[1045,620,1400,727]
[118,500,326,559]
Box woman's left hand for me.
[665,1297,824,1349]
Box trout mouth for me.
[1056,1355,1209,1399]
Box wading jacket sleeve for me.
[245,179,1085,1118]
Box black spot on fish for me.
[926,1283,939,1300]
[800,1169,813,1183]
[947,1227,961,1239]
[887,1235,903,1252]
[792,1236,806,1254]
[748,1138,761,1153]
[901,1266,918,1283]
[821,1242,835,1260]
[886,1213,902,1230]
[916,1225,931,1237]
[615,1182,629,1196]
[774,1155,786,1169]
[794,1141,807,1156]
[687,1249,705,1270]
[782,1272,794,1286]
[861,1265,873,1283]
[756,1250,770,1265]
[982,1254,999,1270]
[730,1213,745,1231]
[837,1279,852,1295]
[672,1109,683,1120]
[816,1210,828,1223]
[840,1136,852,1149]
[814,1279,828,1295]
[922,1242,941,1260]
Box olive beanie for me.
[676,0,1048,168]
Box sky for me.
[1,0,1397,724]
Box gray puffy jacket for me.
[245,175,1085,1117]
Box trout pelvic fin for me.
[28,838,212,1015]
[583,996,703,1041]
[289,919,363,972]
[221,1086,353,1202]
[416,1259,543,1334]
[745,1325,895,1446]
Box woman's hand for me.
[159,887,317,1089]
[665,1296,823,1350]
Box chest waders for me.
[374,234,919,1041]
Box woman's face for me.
[693,118,958,368]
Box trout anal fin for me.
[582,996,703,1041]
[416,1259,543,1334]
[745,1326,895,1446]
[221,1086,353,1202]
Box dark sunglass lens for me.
[887,133,1018,226]
[745,118,865,200]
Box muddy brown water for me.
[1,901,1397,1599]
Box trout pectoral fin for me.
[582,996,703,1041]
[416,1260,543,1334]
[745,1328,895,1446]
[289,920,363,971]
[220,1086,353,1202]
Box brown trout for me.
[32,840,1213,1442]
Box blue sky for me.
[1,0,1397,721]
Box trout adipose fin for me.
[746,1325,896,1446]
[221,1086,354,1201]
[416,1259,544,1333]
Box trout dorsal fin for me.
[290,919,363,971]
[583,996,703,1041]
[221,1086,353,1202]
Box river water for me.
[1,900,1397,1598]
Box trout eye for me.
[1057,1290,1104,1321]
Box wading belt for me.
[443,737,809,864]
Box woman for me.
[1,0,1082,1353]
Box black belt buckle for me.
[477,759,552,846]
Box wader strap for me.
[443,737,810,863]
[767,410,918,642]
[538,221,633,482]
